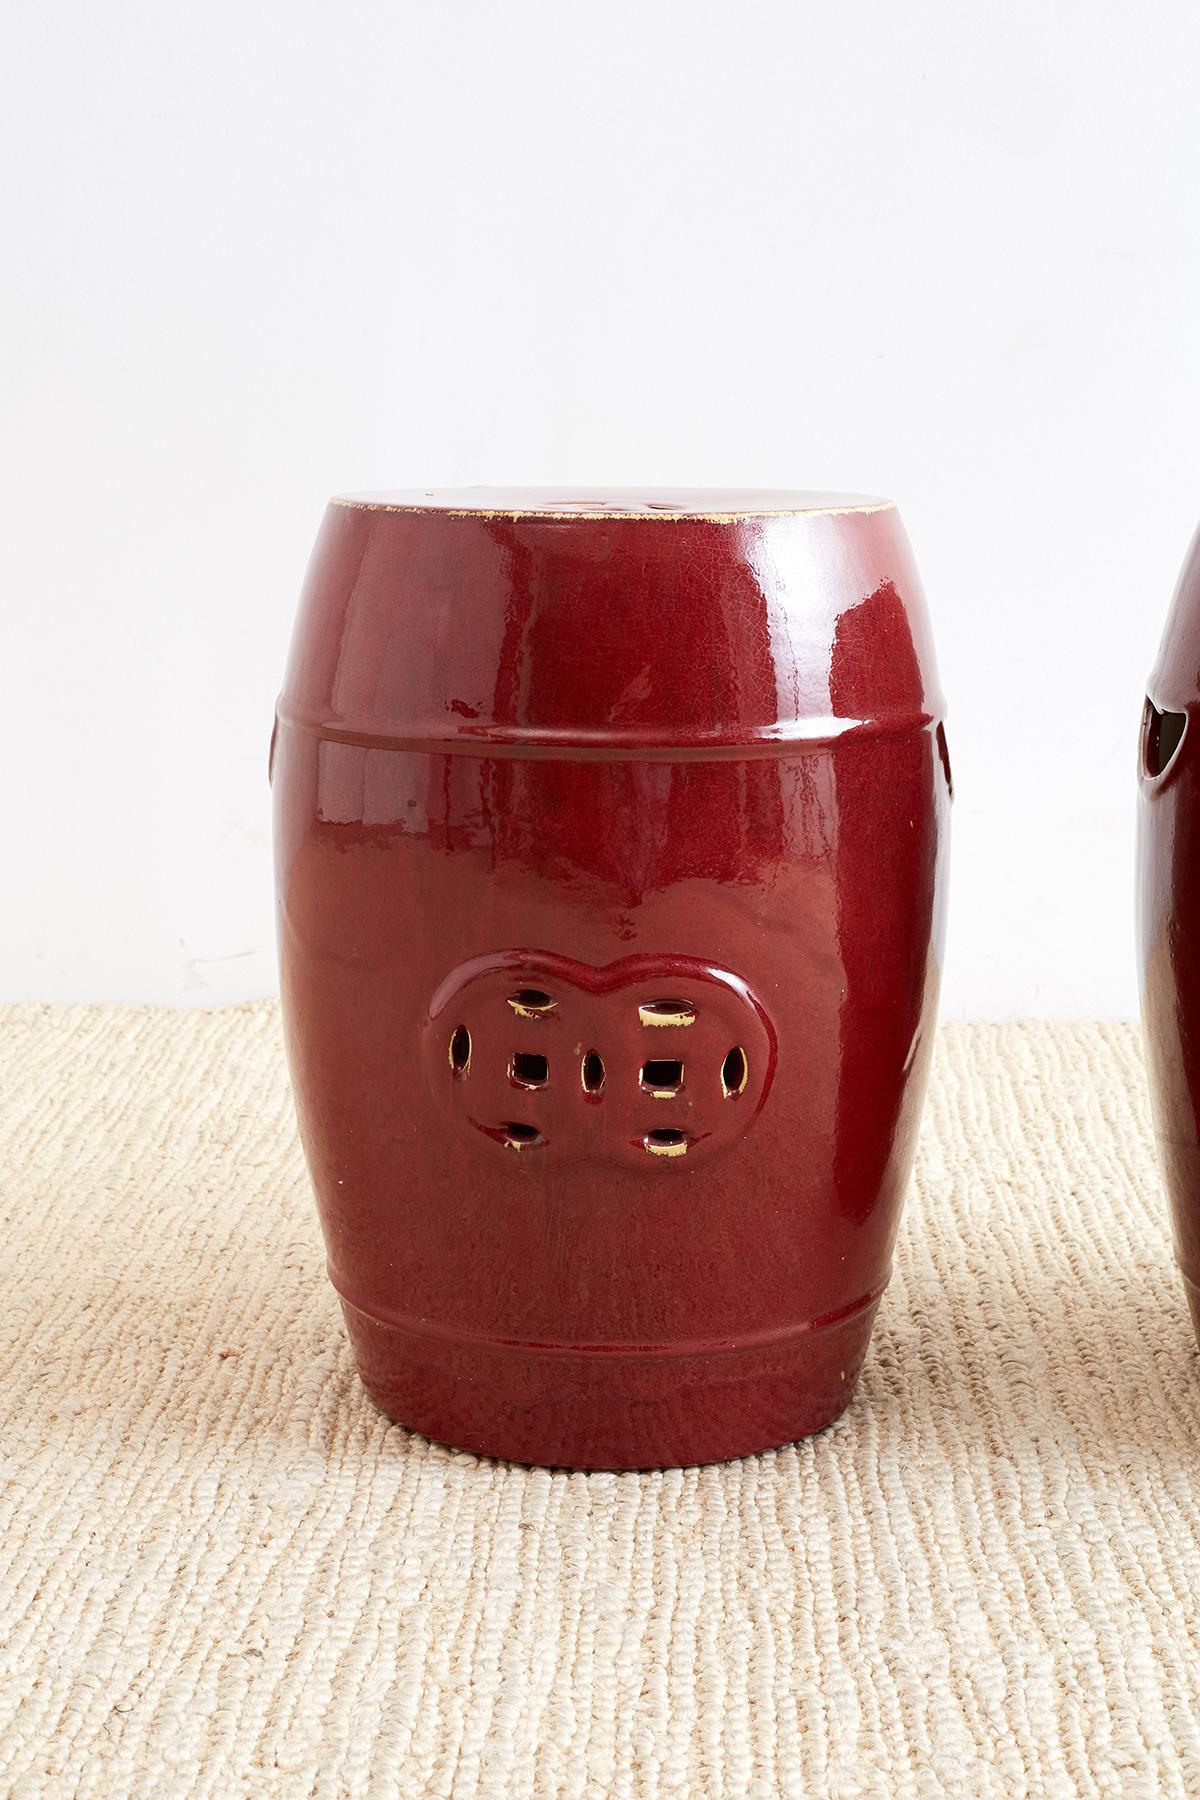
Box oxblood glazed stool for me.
[273,489,951,1469]
[1140,523,1200,1345]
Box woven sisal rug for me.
[1,1005,1198,1797]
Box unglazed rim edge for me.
[327,497,898,522]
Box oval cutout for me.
[510,993,561,1022]
[721,1045,747,1098]
[1143,697,1187,779]
[936,721,954,799]
[508,988,556,1019]
[449,1024,471,1075]
[502,1122,543,1150]
[582,1051,605,1094]
[638,999,696,1029]
[644,1128,690,1158]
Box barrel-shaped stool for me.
[272,489,951,1469]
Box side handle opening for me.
[1142,698,1187,779]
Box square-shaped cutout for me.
[641,1058,683,1095]
[510,1052,549,1088]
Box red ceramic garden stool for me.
[1139,521,1200,1346]
[272,489,951,1469]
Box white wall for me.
[3,0,1195,1016]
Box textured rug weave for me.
[2,1006,1198,1798]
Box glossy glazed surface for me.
[1139,523,1200,1340]
[274,489,950,1468]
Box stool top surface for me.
[330,487,893,520]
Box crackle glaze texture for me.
[1139,523,1200,1345]
[273,489,950,1469]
